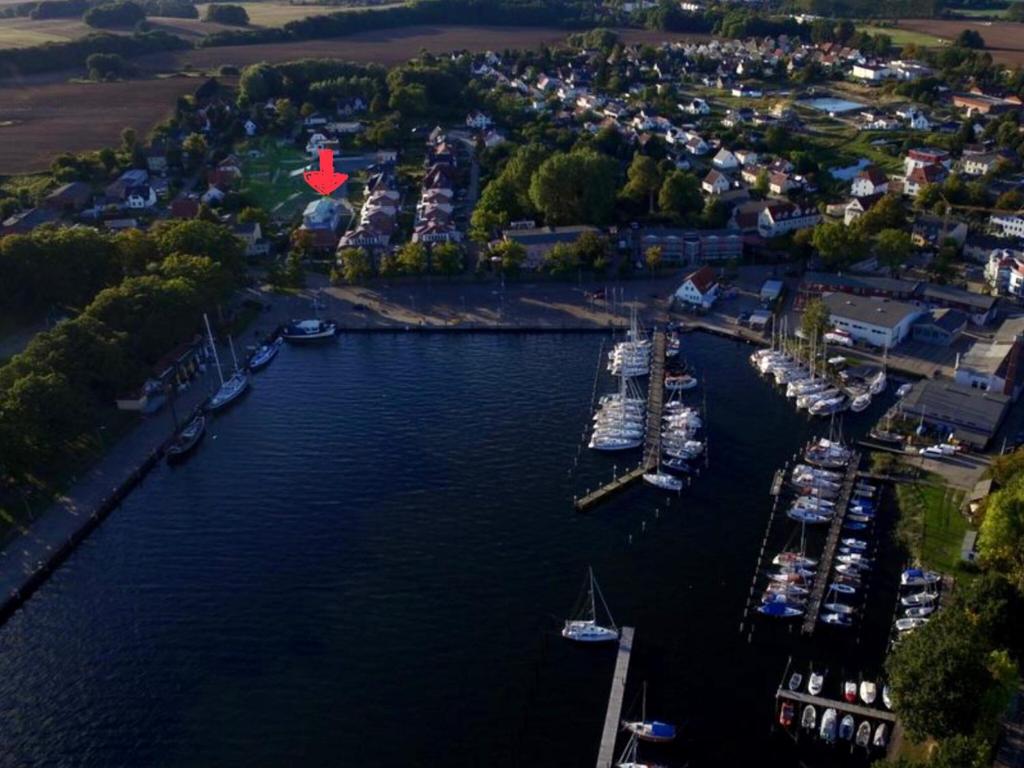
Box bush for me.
[83,0,146,28]
[142,0,198,17]
[203,3,248,25]
[86,51,133,80]
[30,0,87,19]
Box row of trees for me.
[333,242,467,284]
[0,220,245,482]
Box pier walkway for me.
[775,689,897,723]
[575,331,666,512]
[596,626,636,768]
[800,452,861,635]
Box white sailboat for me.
[622,682,677,743]
[562,567,619,643]
[204,313,250,411]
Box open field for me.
[0,76,201,174]
[195,1,407,27]
[0,17,99,48]
[896,481,970,574]
[856,24,948,49]
[896,18,1024,64]
[239,138,318,220]
[137,24,712,71]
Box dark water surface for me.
[0,333,895,767]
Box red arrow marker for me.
[303,149,349,196]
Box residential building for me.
[0,207,58,236]
[991,214,1024,239]
[702,169,730,196]
[712,148,738,170]
[41,182,91,214]
[850,167,888,197]
[800,272,920,302]
[757,201,820,238]
[232,221,269,257]
[299,197,343,251]
[852,64,891,81]
[844,193,884,226]
[674,265,720,309]
[902,163,948,197]
[501,225,600,270]
[637,228,743,265]
[985,249,1024,296]
[918,283,996,325]
[962,153,1001,176]
[911,215,968,248]
[904,148,951,176]
[820,293,923,348]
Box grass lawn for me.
[194,1,406,27]
[896,481,970,574]
[857,24,951,48]
[239,138,316,221]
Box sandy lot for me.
[0,76,202,174]
[896,18,1024,64]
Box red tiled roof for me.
[684,265,717,294]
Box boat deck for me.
[596,626,636,768]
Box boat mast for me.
[228,334,240,374]
[203,313,225,387]
[592,571,617,630]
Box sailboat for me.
[204,314,250,411]
[562,568,619,643]
[615,733,667,768]
[166,414,206,462]
[622,682,677,743]
[248,336,283,371]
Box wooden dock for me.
[596,626,636,768]
[800,452,861,635]
[574,331,666,512]
[776,688,897,722]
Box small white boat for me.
[855,720,872,748]
[664,374,698,391]
[895,617,928,633]
[788,672,803,691]
[860,681,877,705]
[248,336,282,371]
[808,672,824,696]
[901,568,941,587]
[825,602,856,615]
[882,684,892,710]
[850,392,871,413]
[897,382,913,398]
[820,612,853,627]
[281,318,337,342]
[801,704,816,730]
[844,681,858,703]
[819,708,837,743]
[772,552,818,568]
[839,714,855,741]
[873,723,888,748]
[869,370,887,395]
[562,568,618,643]
[643,471,683,492]
[904,605,936,618]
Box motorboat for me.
[281,318,337,342]
[860,681,877,705]
[166,414,206,462]
[904,605,936,618]
[757,602,803,618]
[897,383,913,398]
[664,374,697,391]
[820,612,853,627]
[562,568,618,643]
[779,701,796,727]
[843,521,870,532]
[843,682,857,703]
[882,685,892,710]
[772,552,818,568]
[766,582,809,597]
[819,708,837,743]
[825,602,856,616]
[856,721,872,749]
[841,538,869,551]
[838,553,872,568]
[873,723,888,748]
[895,617,928,633]
[850,392,871,413]
[808,672,824,696]
[764,592,806,606]
[810,396,847,416]
[248,337,282,371]
[901,591,937,607]
[869,370,887,395]
[788,672,803,691]
[801,704,816,730]
[662,458,690,473]
[643,471,683,492]
[787,508,832,524]
[901,568,941,587]
[589,436,643,451]
[829,582,857,595]
[836,563,868,577]
[839,714,855,741]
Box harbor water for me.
[0,332,897,767]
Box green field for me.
[857,24,951,48]
[240,139,316,221]
[896,482,970,574]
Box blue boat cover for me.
[651,722,676,738]
[761,602,796,616]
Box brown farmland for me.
[0,77,201,174]
[896,18,1024,64]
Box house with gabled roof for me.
[674,265,720,309]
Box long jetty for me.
[575,331,666,512]
[595,626,636,768]
[800,451,861,634]
[775,688,897,723]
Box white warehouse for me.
[820,294,923,349]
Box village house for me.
[985,249,1024,296]
[299,197,343,251]
[501,225,599,270]
[991,213,1024,239]
[702,169,730,196]
[712,148,738,171]
[232,221,269,257]
[41,182,92,214]
[851,167,888,197]
[844,193,885,226]
[757,201,820,238]
[674,265,720,309]
[902,163,948,197]
[852,63,891,82]
[911,215,969,249]
[465,111,493,130]
[912,308,968,346]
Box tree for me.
[885,609,994,741]
[150,218,245,278]
[337,248,372,283]
[955,29,985,49]
[572,231,607,269]
[543,242,579,277]
[203,3,248,24]
[811,220,864,269]
[121,127,137,154]
[644,245,663,273]
[84,0,145,28]
[86,52,131,81]
[273,98,297,131]
[702,197,729,229]
[181,133,208,169]
[995,189,1024,211]
[238,206,269,228]
[433,242,463,277]
[490,239,525,277]
[753,169,769,197]
[397,241,427,275]
[528,149,618,226]
[658,170,703,221]
[978,472,1024,590]
[875,228,912,273]
[622,153,662,214]
[856,194,907,235]
[801,298,830,345]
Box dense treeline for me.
[0,221,244,482]
[199,0,603,47]
[83,0,146,27]
[142,0,197,18]
[203,2,248,24]
[0,30,188,78]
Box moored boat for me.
[562,567,618,643]
[248,336,282,371]
[166,414,206,462]
[281,318,337,342]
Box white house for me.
[702,169,730,196]
[955,317,1024,396]
[200,185,225,205]
[681,97,710,115]
[734,149,759,167]
[821,293,923,348]
[757,201,820,238]
[305,132,331,155]
[712,148,738,170]
[125,185,157,209]
[852,64,891,82]
[850,167,888,197]
[674,265,720,309]
[984,250,1024,296]
[244,119,258,137]
[991,214,1024,239]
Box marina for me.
[595,626,636,768]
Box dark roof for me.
[804,271,919,295]
[919,283,996,312]
[914,307,968,333]
[899,379,1009,445]
[857,166,888,184]
[45,181,91,202]
[503,225,599,246]
[821,293,922,329]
